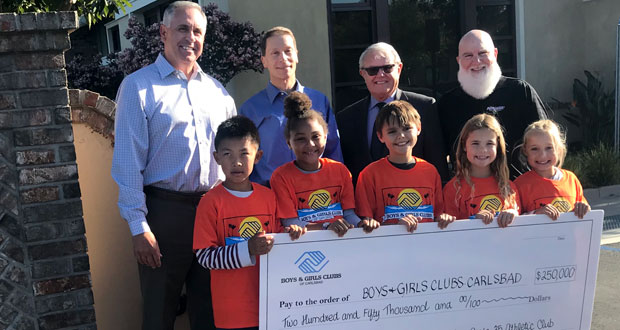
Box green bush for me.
[564,143,620,188]
[562,71,615,149]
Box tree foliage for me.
[0,0,131,27]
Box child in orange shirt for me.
[270,92,379,236]
[356,100,454,232]
[193,116,303,330]
[514,119,590,219]
[443,114,520,227]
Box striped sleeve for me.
[195,240,255,270]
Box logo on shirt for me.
[308,190,332,210]
[479,195,503,213]
[295,251,329,274]
[551,197,571,212]
[239,217,263,238]
[486,106,505,114]
[397,189,423,209]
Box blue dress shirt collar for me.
[368,90,397,111]
[266,80,303,104]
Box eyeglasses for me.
[361,64,396,76]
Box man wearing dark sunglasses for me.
[336,42,449,185]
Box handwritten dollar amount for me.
[535,265,576,284]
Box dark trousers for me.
[140,187,214,330]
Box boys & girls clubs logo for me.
[280,251,342,285]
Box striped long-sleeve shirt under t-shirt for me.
[193,183,280,328]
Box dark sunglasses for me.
[362,64,396,76]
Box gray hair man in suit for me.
[337,42,448,184]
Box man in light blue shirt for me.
[111,2,235,329]
[239,26,342,186]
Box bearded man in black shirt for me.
[438,29,547,179]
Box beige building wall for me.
[73,124,142,330]
[74,124,195,329]
[224,0,333,107]
[523,0,619,102]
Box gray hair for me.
[358,42,402,69]
[162,1,207,31]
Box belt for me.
[144,186,207,204]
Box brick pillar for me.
[0,12,96,329]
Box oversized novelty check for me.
[259,211,604,330]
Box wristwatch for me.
[322,222,330,230]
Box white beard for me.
[457,61,502,100]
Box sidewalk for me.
[584,184,620,244]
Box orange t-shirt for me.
[443,176,520,220]
[514,169,587,213]
[193,183,279,329]
[270,158,355,224]
[355,157,443,223]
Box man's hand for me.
[248,231,274,256]
[132,232,162,269]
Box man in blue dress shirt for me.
[239,26,342,186]
[111,2,235,329]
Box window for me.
[144,7,161,26]
[108,25,121,53]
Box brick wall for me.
[0,12,96,330]
[68,90,115,143]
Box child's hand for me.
[497,209,517,228]
[284,225,307,240]
[398,214,419,233]
[475,210,495,225]
[573,202,590,219]
[248,231,274,256]
[327,219,354,237]
[534,204,559,220]
[358,218,380,233]
[436,213,456,229]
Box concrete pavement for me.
[586,184,620,244]
[588,184,620,329]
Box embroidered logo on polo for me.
[384,188,433,221]
[479,195,503,213]
[297,189,343,223]
[225,216,263,246]
[486,106,505,114]
[551,197,571,212]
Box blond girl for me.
[514,120,590,219]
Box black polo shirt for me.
[437,76,548,178]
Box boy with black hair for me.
[193,115,304,330]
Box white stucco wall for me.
[523,0,619,102]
